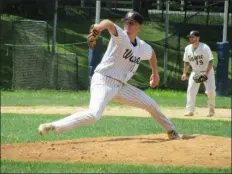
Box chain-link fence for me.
[11,20,50,90]
[5,20,79,90]
[56,53,79,90]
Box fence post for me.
[223,0,229,42]
[81,0,84,7]
[204,0,208,12]
[206,0,209,26]
[161,0,165,21]
[163,0,169,86]
[157,0,160,10]
[95,0,101,24]
[184,0,187,22]
[181,0,184,11]
[50,0,58,89]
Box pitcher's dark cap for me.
[122,11,144,24]
[187,30,200,37]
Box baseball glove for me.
[193,72,208,83]
[87,24,100,49]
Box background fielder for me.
[38,11,180,140]
[181,30,216,117]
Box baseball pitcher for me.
[181,30,216,117]
[38,11,180,140]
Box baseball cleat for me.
[184,112,194,116]
[38,123,55,136]
[207,108,215,117]
[167,130,181,140]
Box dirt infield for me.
[1,106,231,120]
[1,134,231,168]
[1,106,231,168]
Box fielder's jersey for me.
[94,24,152,83]
[183,42,213,72]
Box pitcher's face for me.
[124,20,141,35]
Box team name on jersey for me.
[188,55,204,65]
[123,49,140,64]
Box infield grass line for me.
[1,89,231,108]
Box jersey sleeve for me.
[143,44,152,60]
[140,42,152,60]
[205,45,214,61]
[109,24,127,43]
[183,47,189,62]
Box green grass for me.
[1,89,231,108]
[1,160,231,173]
[1,113,231,144]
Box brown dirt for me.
[1,134,231,168]
[1,106,231,120]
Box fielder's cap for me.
[187,30,200,37]
[122,11,144,24]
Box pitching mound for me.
[1,134,231,168]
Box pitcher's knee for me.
[88,111,102,121]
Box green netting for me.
[12,20,50,89]
[11,20,79,90]
[56,53,79,90]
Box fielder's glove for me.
[87,24,100,49]
[193,72,208,83]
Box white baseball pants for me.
[186,69,216,113]
[51,73,176,133]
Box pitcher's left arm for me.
[149,50,160,88]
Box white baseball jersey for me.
[183,42,216,113]
[95,24,152,83]
[47,23,177,135]
[183,42,214,72]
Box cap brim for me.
[187,35,200,37]
[121,18,141,24]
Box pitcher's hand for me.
[150,73,160,88]
[181,73,187,81]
